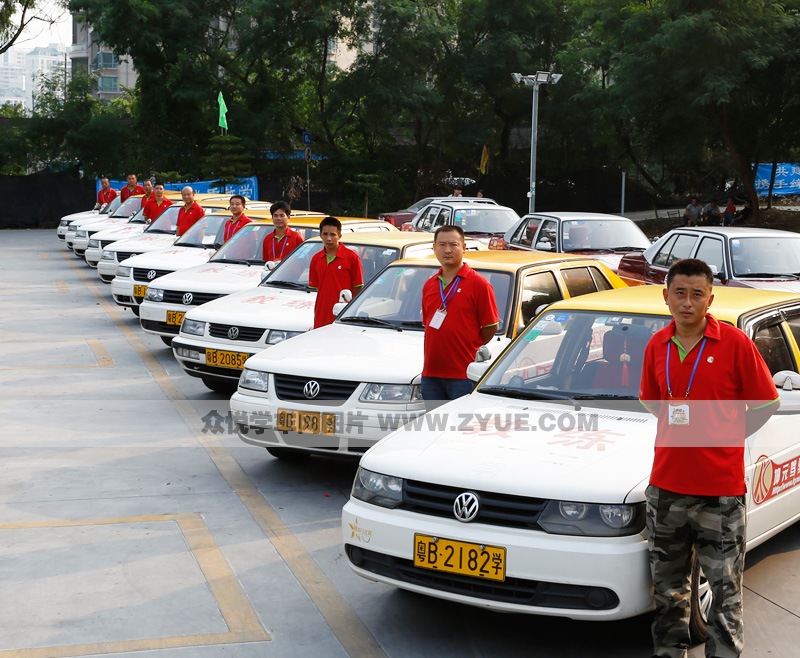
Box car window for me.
[694,237,724,274]
[482,271,512,335]
[535,219,558,251]
[731,236,800,276]
[519,271,562,330]
[653,234,696,267]
[419,207,440,231]
[512,217,542,248]
[451,208,519,234]
[753,323,795,376]
[349,245,401,283]
[431,207,452,230]
[402,243,435,258]
[562,267,602,297]
[786,315,800,353]
[589,266,614,291]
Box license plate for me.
[133,284,147,297]
[413,534,506,581]
[205,348,249,370]
[276,408,335,435]
[166,310,185,326]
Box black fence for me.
[0,168,94,230]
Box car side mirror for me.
[467,361,491,382]
[535,241,552,251]
[333,302,347,316]
[773,370,800,391]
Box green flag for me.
[218,91,228,130]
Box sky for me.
[13,1,72,51]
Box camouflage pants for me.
[645,485,746,658]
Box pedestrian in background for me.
[683,197,702,226]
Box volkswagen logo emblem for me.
[453,492,480,523]
[147,269,157,280]
[303,380,320,399]
[182,292,194,305]
[227,326,240,340]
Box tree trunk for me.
[718,104,760,224]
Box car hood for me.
[120,247,212,269]
[150,262,266,293]
[361,393,655,502]
[106,233,175,253]
[735,278,800,293]
[185,285,316,329]
[89,224,147,240]
[245,323,427,381]
[62,210,100,222]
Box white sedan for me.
[64,196,143,251]
[342,285,800,641]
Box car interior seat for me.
[566,225,590,250]
[592,324,651,392]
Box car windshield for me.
[561,219,650,252]
[144,206,180,234]
[407,197,434,212]
[730,236,800,277]
[111,197,145,219]
[452,208,519,235]
[210,224,276,263]
[479,310,668,400]
[101,197,121,215]
[175,214,227,247]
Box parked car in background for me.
[57,197,120,242]
[342,285,800,638]
[617,226,800,290]
[381,196,497,228]
[231,251,625,459]
[64,196,146,251]
[404,201,520,245]
[489,212,651,273]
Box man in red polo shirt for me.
[262,201,303,261]
[139,179,154,209]
[222,195,252,241]
[639,258,779,658]
[96,177,117,208]
[120,173,145,202]
[175,186,205,236]
[421,225,498,408]
[308,216,363,328]
[142,183,173,222]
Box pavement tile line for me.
[0,514,269,658]
[63,253,388,658]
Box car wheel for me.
[130,306,140,317]
[266,447,311,461]
[160,336,173,346]
[201,378,237,394]
[689,554,711,643]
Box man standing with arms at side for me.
[139,179,154,209]
[421,225,498,408]
[308,216,363,328]
[175,186,204,237]
[639,258,779,658]
[142,182,173,222]
[120,173,145,202]
[222,195,252,242]
[96,177,117,209]
[262,201,303,261]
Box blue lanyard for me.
[439,276,460,309]
[666,337,706,399]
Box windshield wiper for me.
[144,229,173,235]
[567,247,612,253]
[265,280,308,290]
[572,393,639,400]
[176,242,204,249]
[610,246,646,252]
[210,258,251,265]
[338,316,402,330]
[478,386,583,410]
[398,320,424,329]
[736,272,800,279]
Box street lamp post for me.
[512,71,562,213]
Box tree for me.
[200,134,253,189]
[1,1,36,55]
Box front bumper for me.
[341,498,652,620]
[172,336,261,383]
[111,276,145,308]
[139,301,190,337]
[97,258,119,282]
[85,246,102,267]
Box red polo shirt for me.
[142,196,173,221]
[120,184,145,202]
[97,187,117,205]
[262,227,304,261]
[309,243,364,328]
[223,214,252,241]
[422,263,499,379]
[176,202,205,236]
[639,314,779,496]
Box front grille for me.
[346,546,619,610]
[116,251,139,262]
[100,239,116,248]
[162,290,223,305]
[402,480,548,530]
[273,374,359,401]
[140,320,179,335]
[133,268,172,282]
[209,323,265,342]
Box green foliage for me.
[200,134,254,187]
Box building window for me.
[98,76,118,93]
[94,52,118,70]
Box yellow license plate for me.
[133,284,147,297]
[276,408,336,435]
[166,310,185,326]
[205,348,249,370]
[413,534,506,581]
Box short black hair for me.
[434,224,465,242]
[319,216,341,232]
[270,200,291,216]
[666,258,713,288]
[230,194,247,206]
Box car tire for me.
[201,377,237,394]
[160,336,173,346]
[689,554,711,643]
[130,306,140,317]
[266,447,311,461]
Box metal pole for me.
[621,170,626,214]
[306,161,311,210]
[529,83,540,214]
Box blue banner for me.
[98,176,259,200]
[754,163,800,196]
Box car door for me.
[508,216,543,251]
[645,233,698,284]
[743,309,800,543]
[416,206,440,232]
[533,219,559,252]
[692,236,726,281]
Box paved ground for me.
[1,229,799,657]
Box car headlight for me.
[76,229,87,238]
[88,239,100,248]
[60,219,71,227]
[538,500,645,536]
[239,368,269,392]
[101,250,114,260]
[266,329,302,345]
[116,266,131,277]
[359,383,422,403]
[351,467,403,508]
[144,288,164,302]
[181,319,206,336]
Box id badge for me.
[429,308,447,329]
[668,402,690,426]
